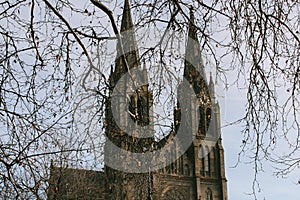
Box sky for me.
[222,86,299,200]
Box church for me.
[48,0,228,199]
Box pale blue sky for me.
[222,87,299,200]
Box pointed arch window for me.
[200,145,205,176]
[204,146,210,173]
[206,108,211,132]
[184,164,190,176]
[210,148,215,176]
[137,94,148,125]
[171,163,175,174]
[198,106,205,135]
[129,94,137,121]
[128,91,149,126]
[206,188,212,200]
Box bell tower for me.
[174,9,228,200]
[186,9,227,200]
[104,0,154,199]
[104,3,227,200]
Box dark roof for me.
[48,167,110,199]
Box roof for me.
[48,167,110,199]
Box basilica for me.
[48,0,228,199]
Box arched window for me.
[210,148,215,176]
[128,92,149,126]
[137,95,148,125]
[200,145,205,176]
[179,157,184,175]
[204,146,210,173]
[184,164,190,176]
[171,163,175,174]
[198,106,205,135]
[206,108,211,132]
[206,188,212,200]
[128,94,137,122]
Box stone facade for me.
[48,1,228,199]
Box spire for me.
[209,72,216,103]
[121,0,134,32]
[114,0,140,79]
[184,8,208,95]
[187,8,198,44]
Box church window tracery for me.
[206,188,212,200]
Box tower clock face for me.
[163,189,185,200]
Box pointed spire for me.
[121,0,134,32]
[114,0,140,80]
[184,8,207,94]
[187,7,198,43]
